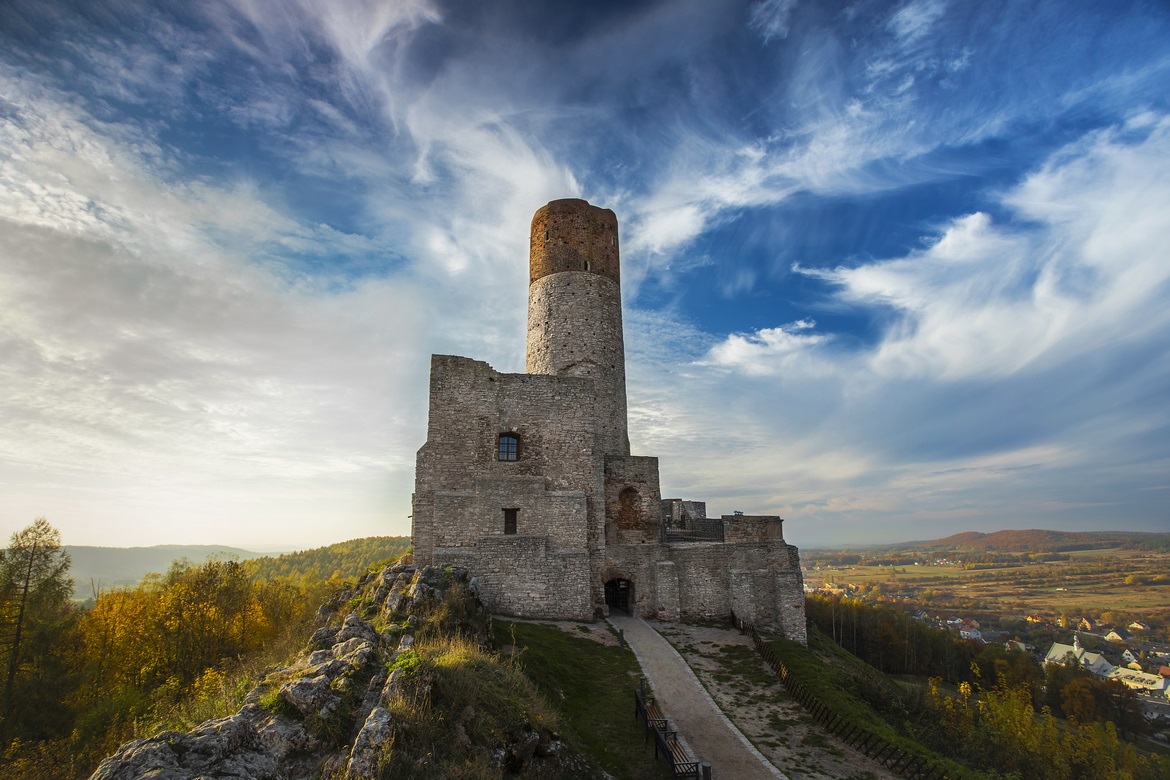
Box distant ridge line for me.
[807,528,1169,553]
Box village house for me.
[1046,634,1170,698]
[1044,634,1115,677]
[1005,639,1036,654]
[1106,627,1133,643]
[1106,667,1170,697]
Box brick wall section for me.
[604,456,662,545]
[723,514,786,543]
[655,561,681,621]
[602,539,806,641]
[529,199,619,285]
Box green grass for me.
[765,626,980,780]
[494,621,672,780]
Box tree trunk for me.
[3,539,37,712]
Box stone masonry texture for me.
[411,198,806,642]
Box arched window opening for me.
[498,433,519,462]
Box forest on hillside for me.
[242,536,411,585]
[802,595,1169,779]
[0,519,408,779]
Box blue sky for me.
[1,0,1168,550]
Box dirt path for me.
[608,613,788,780]
[655,622,901,780]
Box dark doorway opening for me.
[605,578,633,615]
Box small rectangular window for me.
[498,433,519,461]
[503,508,518,535]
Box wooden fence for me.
[730,612,952,780]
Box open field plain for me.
[804,548,1170,632]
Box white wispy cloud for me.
[0,68,430,545]
[660,115,1170,541]
[749,0,799,42]
[887,0,947,45]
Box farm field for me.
[804,548,1170,633]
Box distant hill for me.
[67,544,266,598]
[808,529,1170,554]
[66,537,414,599]
[915,529,1170,553]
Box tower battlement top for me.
[530,198,619,285]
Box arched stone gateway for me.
[604,578,634,615]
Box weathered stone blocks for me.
[412,197,807,643]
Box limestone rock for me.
[89,714,278,780]
[345,706,394,778]
[88,562,599,780]
[336,614,379,645]
[280,675,340,719]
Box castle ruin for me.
[411,198,806,641]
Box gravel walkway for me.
[608,613,789,780]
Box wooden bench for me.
[634,685,704,778]
[634,688,669,740]
[652,726,701,779]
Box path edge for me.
[608,615,790,780]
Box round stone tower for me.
[526,198,630,456]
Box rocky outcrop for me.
[89,563,595,780]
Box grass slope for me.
[494,621,672,780]
[766,626,978,779]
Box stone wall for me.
[526,198,628,458]
[414,355,602,495]
[436,536,593,621]
[412,354,604,619]
[602,538,807,642]
[526,272,628,457]
[432,477,588,550]
[723,514,786,543]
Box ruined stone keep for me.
[412,198,806,641]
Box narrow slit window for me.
[498,433,519,461]
[503,508,518,535]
